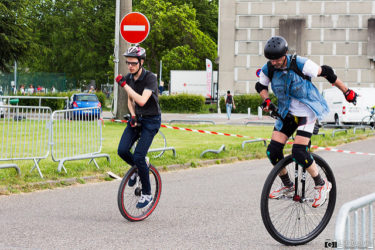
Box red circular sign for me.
[120,12,150,44]
[256,69,261,77]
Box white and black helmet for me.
[264,36,288,60]
[123,44,146,60]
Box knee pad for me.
[267,140,285,166]
[292,144,314,168]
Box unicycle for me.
[260,103,336,245]
[117,114,162,221]
[117,164,162,222]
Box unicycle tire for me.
[117,165,162,221]
[260,153,336,245]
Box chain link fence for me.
[0,72,76,95]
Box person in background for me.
[36,85,43,93]
[28,85,34,95]
[20,85,25,95]
[225,90,236,120]
[88,86,96,93]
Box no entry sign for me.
[120,12,150,44]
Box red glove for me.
[261,98,271,110]
[115,74,126,87]
[129,115,137,127]
[344,89,357,105]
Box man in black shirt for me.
[116,45,161,209]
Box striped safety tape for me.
[160,124,250,138]
[109,119,375,156]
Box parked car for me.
[67,93,102,119]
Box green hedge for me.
[15,93,68,111]
[159,94,205,112]
[220,93,277,114]
[95,91,106,107]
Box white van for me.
[321,87,375,125]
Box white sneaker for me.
[269,185,295,199]
[145,156,150,167]
[136,194,153,209]
[312,179,332,208]
[128,171,137,187]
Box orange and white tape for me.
[109,119,375,156]
[160,124,250,138]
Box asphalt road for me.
[1,137,375,249]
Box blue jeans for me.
[226,104,232,119]
[118,115,161,195]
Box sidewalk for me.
[103,111,274,126]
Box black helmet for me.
[264,36,288,60]
[123,44,146,60]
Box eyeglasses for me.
[126,61,139,66]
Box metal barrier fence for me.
[0,105,52,177]
[50,107,110,173]
[335,192,375,249]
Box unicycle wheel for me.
[117,165,162,221]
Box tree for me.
[133,0,217,87]
[0,0,32,72]
[169,0,218,43]
[24,0,115,88]
[15,0,218,91]
[161,45,200,83]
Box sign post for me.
[120,12,150,43]
[115,10,149,119]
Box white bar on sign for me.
[123,25,145,31]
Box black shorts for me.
[274,113,316,139]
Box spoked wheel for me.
[117,165,162,221]
[361,115,375,128]
[260,153,336,245]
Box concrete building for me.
[218,0,375,95]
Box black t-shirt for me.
[226,94,233,104]
[125,68,161,116]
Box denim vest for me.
[261,55,329,130]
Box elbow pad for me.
[255,81,268,94]
[320,65,337,84]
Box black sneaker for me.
[136,194,153,209]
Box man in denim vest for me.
[255,36,358,208]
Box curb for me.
[0,175,108,194]
[0,155,260,194]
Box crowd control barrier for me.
[335,192,375,249]
[50,107,110,173]
[0,105,52,177]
